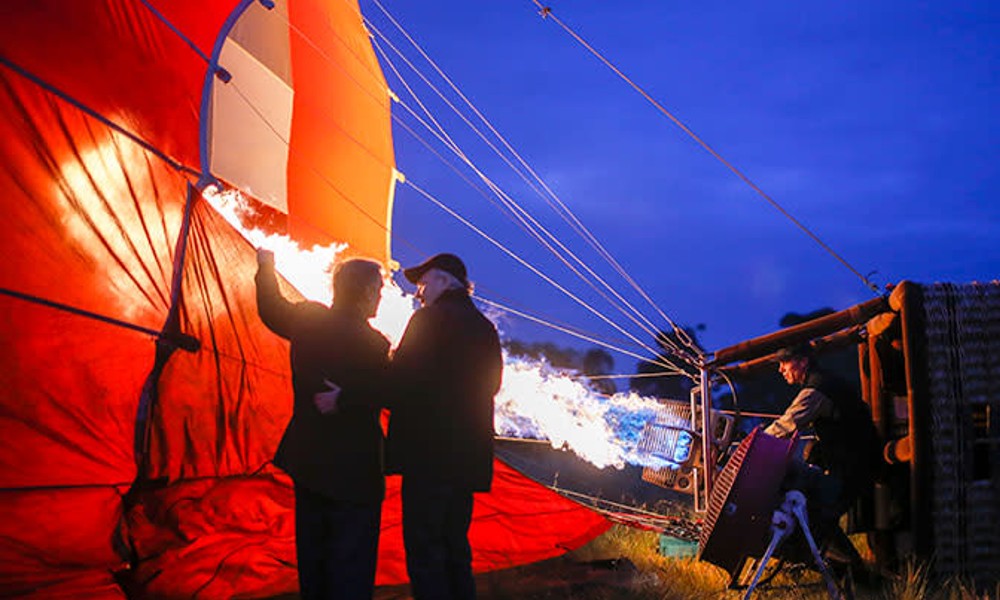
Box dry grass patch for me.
[554,525,996,600]
[375,525,997,599]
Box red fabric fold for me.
[1,2,609,598]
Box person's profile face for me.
[415,269,447,306]
[362,281,382,319]
[778,357,808,385]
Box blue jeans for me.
[402,478,475,600]
[294,485,381,600]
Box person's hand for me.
[314,379,342,415]
[257,248,275,268]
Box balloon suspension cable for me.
[272,3,702,368]
[366,1,698,357]
[531,2,882,295]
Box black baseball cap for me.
[775,343,813,361]
[402,253,468,287]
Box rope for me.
[137,0,213,65]
[477,296,686,374]
[388,104,689,372]
[531,1,881,296]
[405,180,700,366]
[406,179,680,366]
[374,45,674,363]
[224,20,672,374]
[379,56,672,350]
[586,372,682,381]
[372,38,699,369]
[366,2,702,363]
[0,287,201,351]
[551,486,702,541]
[367,0,698,359]
[231,54,680,370]
[389,86,671,348]
[367,23,546,200]
[272,0,703,369]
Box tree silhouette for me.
[582,348,617,395]
[629,324,704,401]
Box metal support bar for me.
[699,365,713,510]
[712,296,887,366]
[742,506,795,600]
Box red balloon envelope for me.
[0,1,608,597]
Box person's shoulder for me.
[804,368,830,387]
[443,295,488,324]
[472,305,498,334]
[299,300,331,318]
[439,290,480,313]
[400,304,442,334]
[407,299,460,333]
[272,297,323,319]
[809,368,853,391]
[364,323,391,350]
[410,303,438,320]
[283,302,331,339]
[465,298,497,326]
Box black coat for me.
[256,264,390,504]
[385,289,503,491]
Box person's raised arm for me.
[254,248,295,339]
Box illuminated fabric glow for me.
[0,1,608,597]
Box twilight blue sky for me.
[362,1,999,368]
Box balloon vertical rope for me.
[132,182,201,482]
[699,363,714,511]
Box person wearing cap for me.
[766,343,879,506]
[386,252,503,600]
[255,248,390,600]
[767,343,883,583]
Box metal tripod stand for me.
[741,490,846,600]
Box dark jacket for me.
[805,369,882,508]
[385,288,503,491]
[256,263,390,504]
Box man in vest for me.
[387,253,503,600]
[766,343,882,583]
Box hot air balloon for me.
[0,1,608,597]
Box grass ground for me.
[373,525,998,599]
